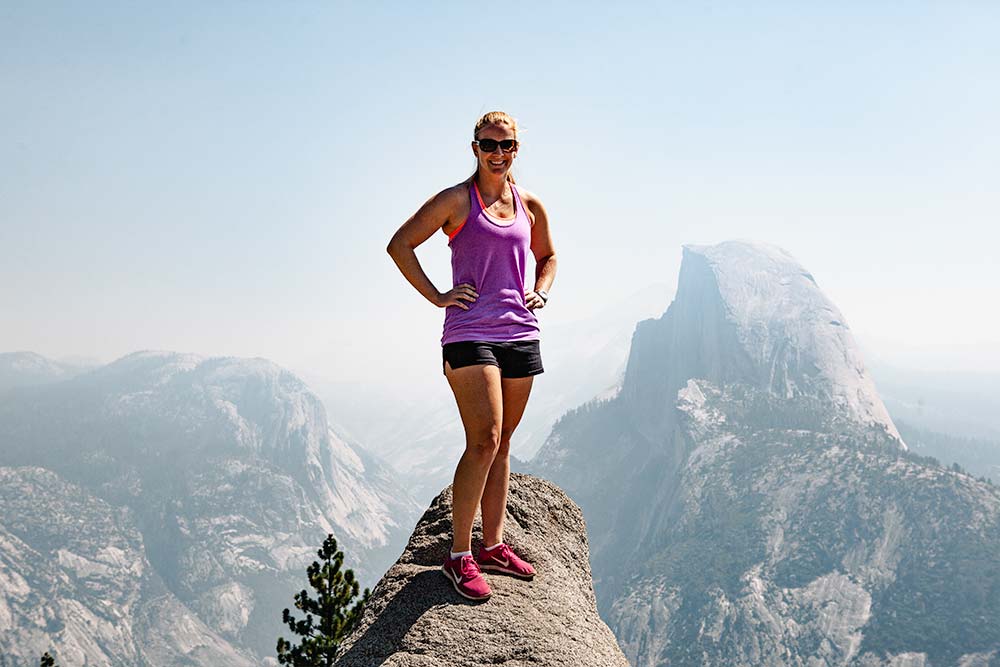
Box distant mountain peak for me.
[624,239,901,443]
[530,241,1000,666]
[0,350,422,665]
[0,351,92,391]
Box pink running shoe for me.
[476,543,536,580]
[441,554,492,601]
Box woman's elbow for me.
[386,234,405,257]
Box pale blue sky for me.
[2,2,998,383]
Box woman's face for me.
[472,123,517,178]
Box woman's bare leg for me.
[444,361,504,553]
[481,376,534,547]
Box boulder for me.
[334,473,629,667]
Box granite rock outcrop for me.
[334,473,629,667]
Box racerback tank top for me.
[441,180,540,345]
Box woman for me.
[386,111,556,601]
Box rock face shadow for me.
[335,570,459,666]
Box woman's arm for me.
[386,188,478,311]
[524,193,557,311]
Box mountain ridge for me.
[532,240,999,666]
[0,351,419,666]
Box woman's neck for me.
[475,172,509,201]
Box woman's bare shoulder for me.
[431,181,473,235]
[515,185,547,224]
[427,181,471,215]
[439,180,472,201]
[516,186,546,207]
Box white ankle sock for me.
[450,549,472,559]
[484,542,504,551]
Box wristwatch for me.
[536,289,549,304]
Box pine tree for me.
[276,533,370,666]
[40,652,58,667]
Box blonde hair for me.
[469,111,518,185]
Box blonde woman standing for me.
[387,111,557,601]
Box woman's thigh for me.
[444,361,503,443]
[500,376,534,442]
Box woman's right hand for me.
[435,283,478,310]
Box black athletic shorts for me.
[442,340,544,379]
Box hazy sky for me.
[3,2,998,384]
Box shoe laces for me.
[459,555,482,579]
[487,543,514,560]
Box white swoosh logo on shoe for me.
[494,556,510,567]
[449,569,464,585]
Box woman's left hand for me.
[525,291,546,311]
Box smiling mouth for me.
[489,160,505,167]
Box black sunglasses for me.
[474,139,518,153]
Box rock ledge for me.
[334,473,628,667]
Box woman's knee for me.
[496,437,511,458]
[466,425,502,458]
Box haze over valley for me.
[3,241,1000,665]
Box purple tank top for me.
[441,180,540,345]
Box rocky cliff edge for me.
[334,473,629,667]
